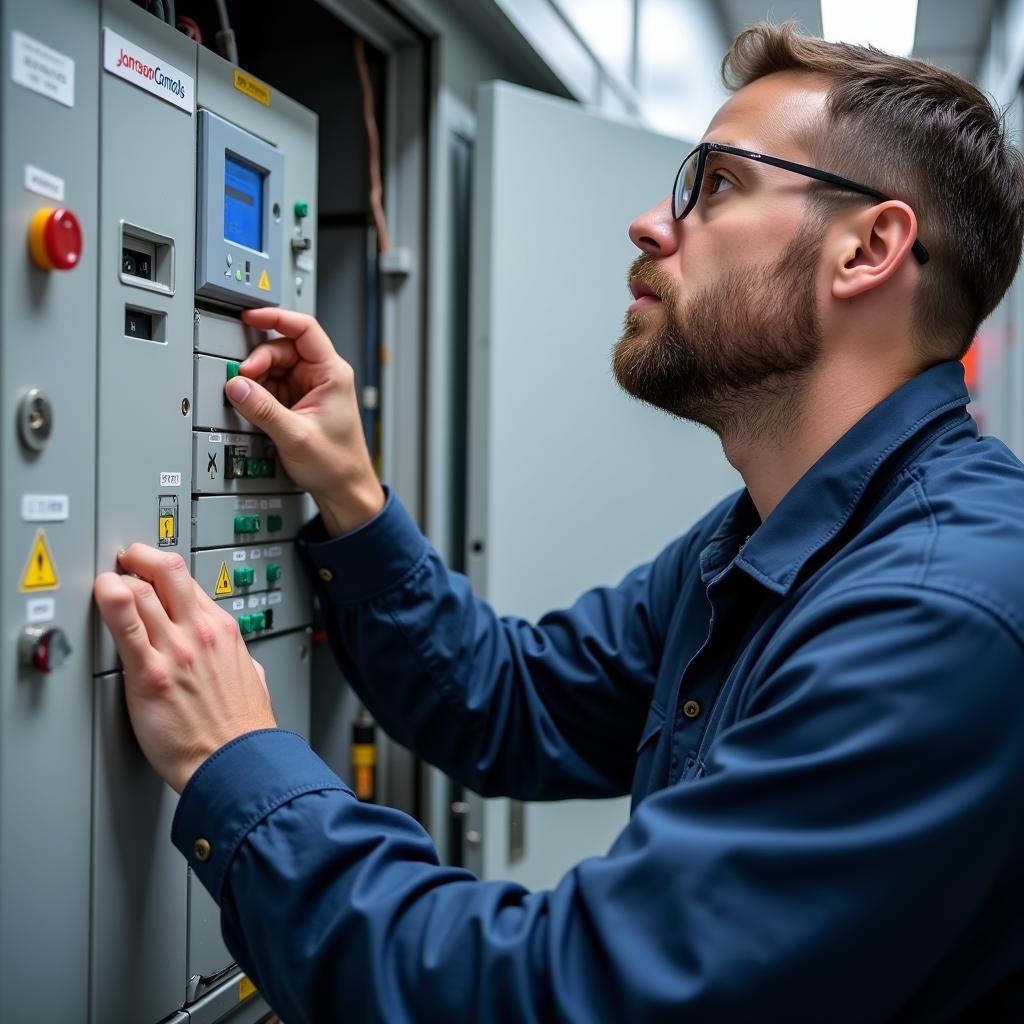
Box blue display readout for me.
[224,154,264,251]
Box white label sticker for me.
[231,598,244,611]
[208,433,223,444]
[24,164,65,201]
[268,591,283,605]
[240,498,259,510]
[296,252,315,273]
[266,546,282,557]
[232,550,246,562]
[22,494,69,521]
[269,498,283,509]
[159,472,181,487]
[248,549,261,560]
[102,28,193,113]
[26,597,55,623]
[11,31,75,107]
[248,596,262,609]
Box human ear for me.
[831,201,919,300]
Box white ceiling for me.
[716,0,1000,81]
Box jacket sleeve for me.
[173,584,1024,1024]
[296,488,701,800]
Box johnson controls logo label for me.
[103,28,193,114]
[115,47,186,100]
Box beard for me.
[613,221,824,441]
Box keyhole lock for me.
[18,388,53,452]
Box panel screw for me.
[181,398,190,416]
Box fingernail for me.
[117,546,127,558]
[227,377,251,402]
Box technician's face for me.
[614,72,831,433]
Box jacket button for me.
[683,699,701,719]
[318,568,334,582]
[194,838,212,862]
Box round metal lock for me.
[194,838,212,862]
[18,388,54,452]
[682,699,702,719]
[318,568,334,582]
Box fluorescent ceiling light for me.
[820,0,918,57]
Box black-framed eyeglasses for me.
[672,142,930,265]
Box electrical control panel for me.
[1,3,318,1022]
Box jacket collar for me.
[699,361,971,593]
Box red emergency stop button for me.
[28,207,82,271]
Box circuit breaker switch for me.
[251,612,266,631]
[294,200,309,218]
[226,360,241,381]
[267,515,283,532]
[234,567,255,587]
[238,614,254,636]
[266,562,282,583]
[28,207,82,271]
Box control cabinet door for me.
[464,83,741,887]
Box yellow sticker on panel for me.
[238,975,257,1001]
[233,69,271,107]
[257,269,270,291]
[214,561,233,596]
[20,529,59,592]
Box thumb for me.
[225,375,302,447]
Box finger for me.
[121,575,176,648]
[192,577,220,614]
[117,544,198,624]
[224,374,308,446]
[240,308,338,364]
[93,572,155,675]
[239,336,301,380]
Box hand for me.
[94,544,277,793]
[229,308,385,536]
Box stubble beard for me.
[613,222,825,444]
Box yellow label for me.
[19,530,59,592]
[238,975,257,1001]
[214,561,233,596]
[233,69,271,107]
[351,744,377,768]
[257,269,271,291]
[159,516,175,540]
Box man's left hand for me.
[94,544,277,793]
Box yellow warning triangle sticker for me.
[20,529,60,592]
[214,561,233,596]
[257,269,271,291]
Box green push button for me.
[234,566,255,587]
[226,253,233,267]
[238,614,253,636]
[234,514,260,533]
[266,562,282,583]
[294,200,309,219]
[267,514,283,532]
[251,611,266,631]
[235,269,243,282]
[226,360,241,381]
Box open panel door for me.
[465,82,741,888]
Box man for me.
[95,23,1024,1023]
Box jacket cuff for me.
[172,729,350,901]
[296,487,431,604]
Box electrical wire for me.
[214,0,239,64]
[354,37,390,254]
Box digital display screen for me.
[224,154,263,251]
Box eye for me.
[703,171,735,197]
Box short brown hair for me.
[722,22,1024,360]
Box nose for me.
[628,196,679,257]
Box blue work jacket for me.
[174,360,1024,1022]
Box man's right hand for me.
[227,308,385,537]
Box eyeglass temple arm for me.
[712,146,930,265]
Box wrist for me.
[313,477,386,537]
